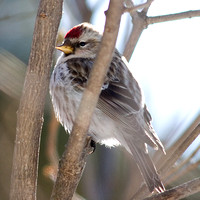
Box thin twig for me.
[50,0,124,199]
[144,177,200,200]
[160,124,200,178]
[157,115,200,169]
[123,12,146,61]
[131,124,200,200]
[166,144,200,181]
[165,160,200,186]
[147,10,200,25]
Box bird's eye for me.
[79,42,86,47]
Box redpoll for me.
[50,23,165,193]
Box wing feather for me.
[98,57,164,152]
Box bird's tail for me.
[129,144,165,193]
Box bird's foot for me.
[86,137,96,154]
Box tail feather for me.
[129,143,165,193]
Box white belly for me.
[49,63,120,147]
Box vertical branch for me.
[10,0,63,200]
[50,0,124,199]
[123,0,153,61]
[123,12,146,61]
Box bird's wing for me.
[97,58,165,152]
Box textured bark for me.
[144,177,200,200]
[131,124,200,200]
[147,10,200,25]
[160,124,200,177]
[123,0,153,61]
[9,0,63,200]
[50,0,124,199]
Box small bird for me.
[50,23,165,193]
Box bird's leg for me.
[90,139,96,153]
[86,136,96,154]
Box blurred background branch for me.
[144,177,200,200]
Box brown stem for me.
[131,124,200,200]
[165,160,200,186]
[158,115,200,167]
[160,124,200,178]
[165,144,200,183]
[50,0,124,199]
[144,177,200,200]
[123,12,146,61]
[9,0,63,199]
[123,0,153,61]
[147,10,200,25]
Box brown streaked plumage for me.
[50,22,165,193]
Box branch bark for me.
[123,0,153,61]
[158,115,200,168]
[160,124,200,178]
[144,177,200,200]
[50,0,124,199]
[9,0,63,199]
[123,8,200,61]
[131,124,200,199]
[123,12,146,61]
[147,10,200,25]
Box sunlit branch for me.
[123,0,154,61]
[147,10,200,25]
[160,124,200,178]
[165,160,200,186]
[165,144,200,182]
[131,124,200,200]
[144,177,200,200]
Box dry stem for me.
[9,0,63,199]
[160,124,200,178]
[147,10,200,25]
[131,124,200,199]
[144,177,200,200]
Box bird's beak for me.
[55,44,74,54]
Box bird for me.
[49,22,165,193]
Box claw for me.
[86,137,96,154]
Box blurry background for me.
[0,0,200,199]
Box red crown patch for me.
[64,25,83,39]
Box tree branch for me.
[147,10,200,25]
[158,115,200,168]
[123,12,146,61]
[123,0,153,61]
[165,160,200,186]
[9,0,63,199]
[144,177,200,200]
[130,124,200,200]
[50,0,124,199]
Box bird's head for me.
[56,23,101,60]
